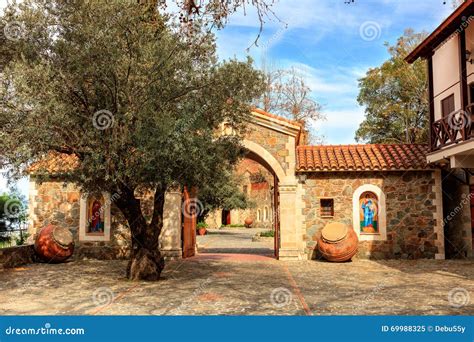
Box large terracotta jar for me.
[34,224,74,263]
[244,217,253,228]
[317,222,358,262]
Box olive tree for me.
[0,0,264,280]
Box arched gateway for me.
[179,109,305,260]
[239,110,305,260]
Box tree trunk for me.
[126,220,165,281]
[114,185,166,281]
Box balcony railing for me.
[431,104,474,151]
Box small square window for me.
[320,199,334,217]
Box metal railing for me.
[0,225,29,248]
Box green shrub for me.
[220,224,245,228]
[259,230,274,238]
[14,232,29,246]
[196,222,208,229]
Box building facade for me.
[406,0,474,258]
[406,0,474,167]
[27,108,468,261]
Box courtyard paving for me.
[0,229,472,315]
[0,257,472,315]
[197,228,274,255]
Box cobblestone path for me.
[0,256,472,315]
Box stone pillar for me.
[160,191,182,260]
[28,179,39,236]
[432,170,445,259]
[278,183,303,260]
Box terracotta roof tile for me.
[297,144,430,172]
[29,152,79,174]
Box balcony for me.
[431,104,474,151]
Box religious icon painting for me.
[87,194,105,235]
[79,192,111,241]
[359,191,379,234]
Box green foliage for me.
[249,170,267,183]
[0,1,264,213]
[197,172,250,222]
[259,230,274,237]
[220,224,245,228]
[196,222,208,229]
[0,189,28,247]
[356,29,429,144]
[14,232,29,246]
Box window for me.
[320,199,334,217]
[257,209,262,222]
[441,94,455,117]
[264,206,269,222]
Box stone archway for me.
[239,110,304,260]
[242,140,286,182]
[168,109,306,260]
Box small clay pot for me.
[198,228,207,236]
[244,217,253,228]
[317,222,358,262]
[34,224,74,263]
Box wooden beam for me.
[428,55,435,150]
[460,29,469,140]
[460,30,468,110]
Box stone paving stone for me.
[0,257,472,315]
[286,259,474,315]
[197,228,274,255]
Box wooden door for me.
[182,187,196,258]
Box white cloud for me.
[317,107,365,129]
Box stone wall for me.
[302,171,440,260]
[0,245,36,269]
[29,179,130,260]
[245,122,291,173]
[29,179,182,260]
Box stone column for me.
[160,191,182,260]
[28,179,39,236]
[278,183,303,260]
[432,170,445,260]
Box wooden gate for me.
[182,187,196,258]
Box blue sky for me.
[0,0,455,196]
[216,0,453,144]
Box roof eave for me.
[406,0,474,64]
[296,168,433,172]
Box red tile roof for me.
[297,144,430,171]
[28,152,79,174]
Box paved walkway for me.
[197,228,274,256]
[0,257,473,315]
